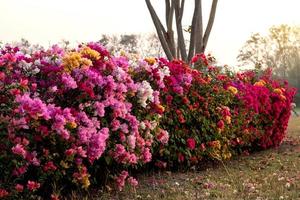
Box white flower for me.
[137,81,154,108]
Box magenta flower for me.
[12,144,27,158]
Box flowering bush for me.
[137,54,296,168]
[0,41,296,199]
[0,42,166,198]
[232,69,296,149]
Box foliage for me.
[0,41,296,199]
[136,54,296,168]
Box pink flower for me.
[12,144,27,158]
[20,78,28,87]
[94,102,105,117]
[116,170,128,191]
[15,184,24,192]
[156,129,169,145]
[87,128,109,162]
[65,148,76,156]
[0,72,6,81]
[187,138,196,150]
[111,119,121,131]
[142,148,152,163]
[127,135,136,150]
[27,180,40,191]
[61,73,77,89]
[127,177,138,187]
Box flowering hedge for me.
[0,42,296,199]
[0,42,167,198]
[136,54,296,167]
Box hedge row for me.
[0,42,296,199]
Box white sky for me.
[0,0,299,66]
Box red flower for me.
[43,161,57,172]
[27,180,40,191]
[178,115,186,123]
[0,189,9,198]
[217,120,225,129]
[178,153,185,163]
[186,138,196,150]
[51,194,60,200]
[0,72,5,81]
[9,88,21,96]
[15,184,24,192]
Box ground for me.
[72,117,300,200]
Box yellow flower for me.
[274,88,283,95]
[207,75,212,83]
[210,150,222,160]
[80,46,100,60]
[81,175,90,189]
[120,49,126,56]
[145,57,156,65]
[217,128,222,134]
[67,121,77,129]
[60,160,69,169]
[225,116,231,124]
[62,52,82,73]
[254,80,266,86]
[227,86,238,95]
[81,58,93,67]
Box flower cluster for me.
[0,42,167,198]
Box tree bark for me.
[166,1,176,57]
[202,0,218,52]
[145,0,174,60]
[174,0,187,61]
[187,0,201,61]
[195,0,203,54]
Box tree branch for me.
[195,0,203,54]
[145,0,174,60]
[188,0,201,62]
[166,1,176,57]
[202,0,218,52]
[174,0,187,61]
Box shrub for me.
[0,42,166,198]
[0,42,296,199]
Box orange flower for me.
[274,88,283,95]
[254,80,266,86]
[227,86,238,95]
[144,57,156,65]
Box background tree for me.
[145,0,218,62]
[99,33,164,57]
[237,24,300,104]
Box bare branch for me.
[195,0,203,54]
[165,0,171,28]
[202,0,218,52]
[180,0,185,17]
[188,0,201,61]
[166,1,176,57]
[145,0,174,60]
[174,0,187,61]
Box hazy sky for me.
[0,0,299,66]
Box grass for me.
[71,117,300,200]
